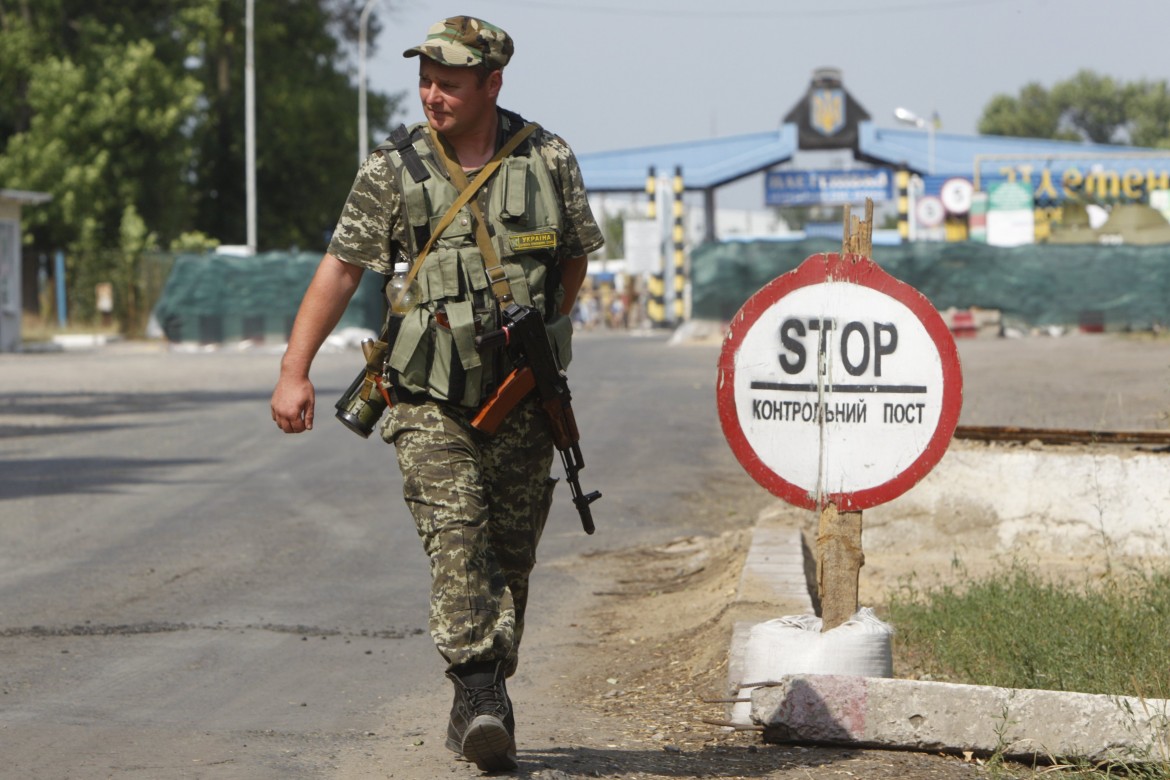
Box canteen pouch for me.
[335,337,391,438]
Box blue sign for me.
[765,169,894,206]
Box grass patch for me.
[20,312,120,343]
[889,560,1170,777]
[888,560,1170,697]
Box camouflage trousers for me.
[382,395,556,676]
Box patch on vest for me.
[508,230,557,252]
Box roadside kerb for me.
[728,507,817,725]
[728,506,815,701]
[752,673,1170,765]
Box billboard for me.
[765,169,894,207]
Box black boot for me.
[445,662,517,772]
[444,683,516,758]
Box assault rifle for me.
[472,302,600,534]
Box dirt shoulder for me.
[507,470,1035,780]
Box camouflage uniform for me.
[329,113,601,279]
[328,110,603,677]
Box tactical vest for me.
[375,114,571,409]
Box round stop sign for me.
[717,253,963,511]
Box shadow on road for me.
[0,456,218,501]
[516,744,859,777]
[517,744,983,779]
[0,389,273,422]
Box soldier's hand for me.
[271,375,316,433]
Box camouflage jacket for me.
[327,109,604,408]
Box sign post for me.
[717,202,963,629]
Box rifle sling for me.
[390,122,538,310]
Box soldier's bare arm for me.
[271,254,365,433]
[559,255,588,316]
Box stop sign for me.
[717,253,963,511]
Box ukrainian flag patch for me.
[508,230,557,252]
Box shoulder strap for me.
[431,122,541,307]
[389,122,539,309]
[379,124,430,183]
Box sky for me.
[366,0,1170,159]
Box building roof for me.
[577,125,797,192]
[856,123,1170,183]
[576,122,1170,195]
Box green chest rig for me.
[374,111,569,409]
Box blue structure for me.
[577,67,1170,242]
[857,123,1170,201]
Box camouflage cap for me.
[403,16,514,70]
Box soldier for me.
[270,15,603,773]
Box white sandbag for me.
[731,607,893,724]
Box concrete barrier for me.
[864,443,1170,558]
[753,674,1170,764]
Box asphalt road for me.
[0,331,747,779]
[1,329,1168,778]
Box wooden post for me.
[816,503,864,630]
[841,199,874,256]
[816,198,875,631]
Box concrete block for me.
[728,621,754,694]
[863,444,1170,558]
[753,674,1170,764]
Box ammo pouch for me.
[383,301,484,406]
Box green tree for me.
[602,212,624,260]
[189,0,399,250]
[0,1,39,138]
[1124,79,1170,149]
[0,0,401,254]
[0,37,202,250]
[1050,71,1129,144]
[978,69,1170,148]
[977,83,1080,142]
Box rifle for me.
[472,302,600,534]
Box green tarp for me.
[153,251,385,344]
[154,242,1170,343]
[691,239,1170,331]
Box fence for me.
[152,251,384,344]
[691,239,1170,331]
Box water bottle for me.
[387,261,419,315]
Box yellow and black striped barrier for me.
[896,167,911,242]
[645,166,667,326]
[672,166,686,322]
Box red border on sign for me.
[915,195,945,228]
[940,177,975,215]
[716,253,963,511]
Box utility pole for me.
[245,0,257,254]
[894,106,937,177]
[358,0,378,163]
